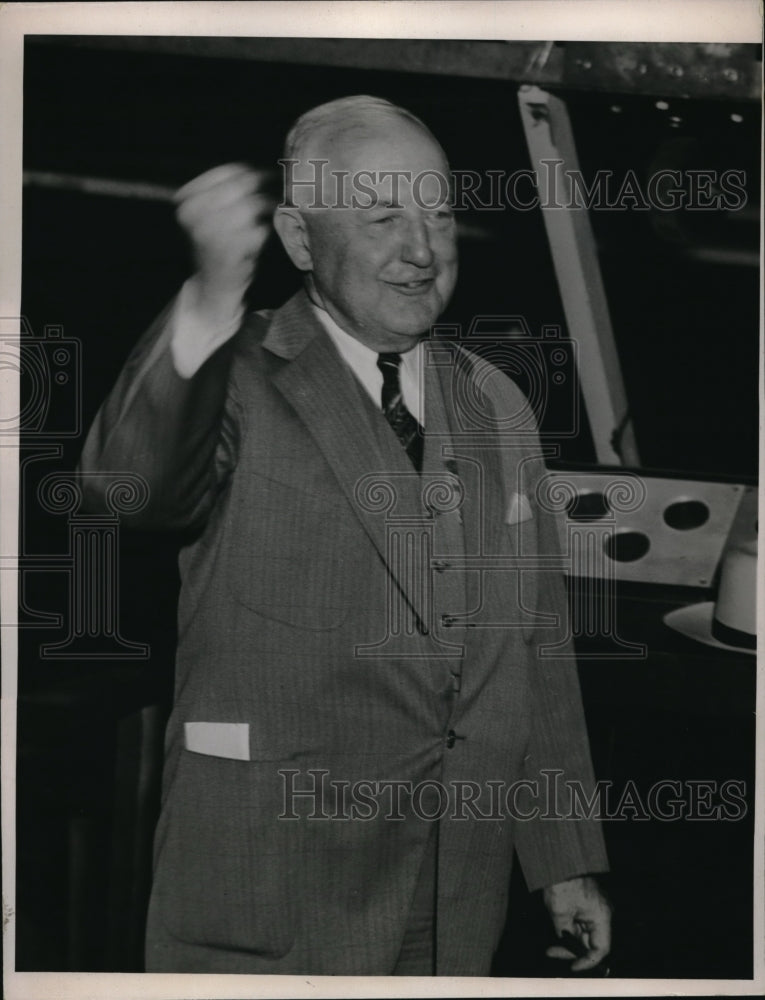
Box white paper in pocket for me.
[184,721,251,761]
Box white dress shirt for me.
[169,279,425,424]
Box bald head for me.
[285,96,442,173]
[281,95,450,209]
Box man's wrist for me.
[170,277,245,378]
[183,273,247,330]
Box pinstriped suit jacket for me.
[79,288,608,975]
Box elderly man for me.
[79,95,611,976]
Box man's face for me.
[301,122,458,352]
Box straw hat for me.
[663,537,757,654]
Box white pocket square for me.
[184,721,250,761]
[505,491,534,526]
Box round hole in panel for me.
[663,498,710,530]
[566,491,610,521]
[603,530,650,562]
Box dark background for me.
[15,37,759,977]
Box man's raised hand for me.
[174,163,276,324]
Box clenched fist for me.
[174,163,276,324]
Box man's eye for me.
[371,214,398,225]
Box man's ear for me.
[273,207,314,272]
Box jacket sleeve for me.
[512,453,610,889]
[483,365,609,890]
[77,296,243,531]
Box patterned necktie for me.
[376,352,423,472]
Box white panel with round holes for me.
[539,473,754,588]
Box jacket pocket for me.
[225,470,358,630]
[155,750,299,957]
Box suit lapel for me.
[263,291,429,626]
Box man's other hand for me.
[174,163,275,321]
[543,874,611,973]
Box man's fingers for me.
[177,183,269,230]
[190,175,272,215]
[551,914,577,939]
[566,916,611,972]
[572,916,611,971]
[542,876,612,975]
[173,162,278,309]
[174,162,257,203]
[178,186,277,242]
[547,937,610,973]
[546,945,577,960]
[244,192,278,225]
[183,193,276,237]
[570,942,610,973]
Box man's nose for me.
[400,218,434,268]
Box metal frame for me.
[29,37,762,100]
[517,84,640,466]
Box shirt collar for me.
[310,302,379,374]
[309,302,424,423]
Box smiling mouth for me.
[386,278,435,294]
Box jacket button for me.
[446,729,457,749]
